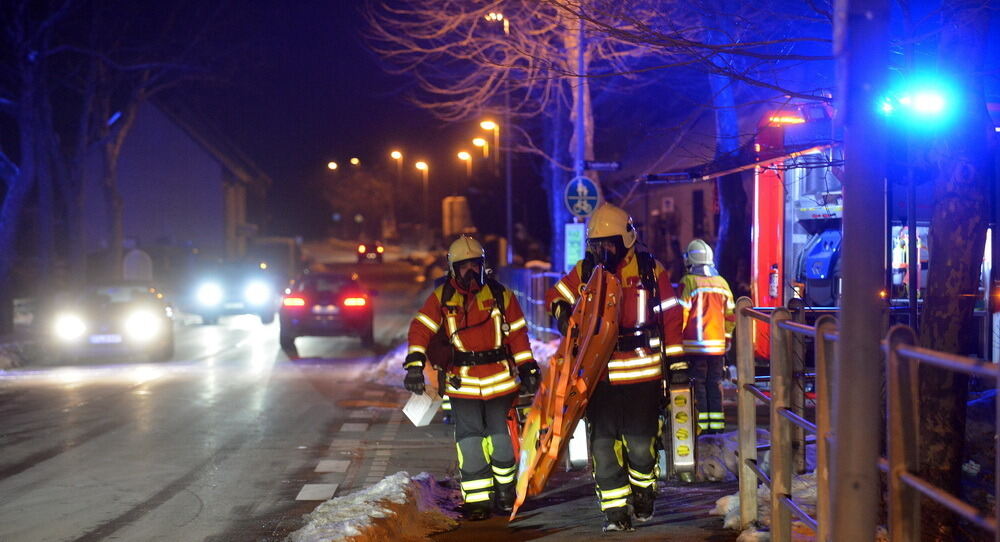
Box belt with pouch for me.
[452,347,510,367]
[616,327,657,351]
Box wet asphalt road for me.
[0,262,427,541]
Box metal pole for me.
[504,93,513,265]
[886,325,921,542]
[832,1,889,540]
[770,307,793,542]
[907,170,918,329]
[814,315,838,542]
[735,297,758,529]
[573,15,586,181]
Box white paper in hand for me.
[403,390,442,427]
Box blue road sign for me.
[564,176,601,218]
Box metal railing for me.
[883,325,1000,542]
[735,296,838,542]
[496,267,560,341]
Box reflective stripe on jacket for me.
[678,273,735,355]
[406,278,534,400]
[544,251,684,386]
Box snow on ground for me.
[288,472,460,542]
[0,340,32,371]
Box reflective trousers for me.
[689,355,725,432]
[451,392,517,505]
[586,380,661,513]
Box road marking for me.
[296,484,338,501]
[315,459,351,473]
[349,410,370,418]
[340,422,369,432]
[330,438,361,448]
[375,450,391,457]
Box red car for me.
[279,272,376,350]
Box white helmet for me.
[586,203,637,248]
[684,239,714,267]
[447,235,486,282]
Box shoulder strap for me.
[636,251,657,291]
[435,275,456,306]
[486,278,509,333]
[580,253,596,284]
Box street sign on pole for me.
[564,222,586,272]
[644,172,692,183]
[584,160,621,172]
[564,176,602,218]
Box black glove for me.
[518,361,541,394]
[404,366,426,394]
[552,300,572,335]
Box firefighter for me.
[678,239,736,434]
[545,203,684,532]
[403,236,541,520]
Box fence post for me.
[885,325,920,542]
[787,298,807,474]
[735,296,758,529]
[814,315,838,542]
[770,307,793,542]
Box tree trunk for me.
[916,2,992,540]
[704,0,751,298]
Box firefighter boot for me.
[632,486,656,522]
[462,499,492,521]
[495,482,516,512]
[602,506,635,533]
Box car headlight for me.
[125,310,161,341]
[53,313,86,341]
[197,282,224,306]
[244,281,271,306]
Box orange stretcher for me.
[510,265,622,520]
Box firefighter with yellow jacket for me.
[545,203,684,532]
[678,239,735,434]
[403,236,541,520]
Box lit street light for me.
[327,161,338,170]
[415,161,429,231]
[472,137,489,158]
[457,151,472,179]
[390,150,402,160]
[350,157,361,166]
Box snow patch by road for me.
[288,472,459,542]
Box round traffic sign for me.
[564,176,602,218]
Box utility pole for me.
[831,1,889,540]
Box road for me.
[0,254,739,541]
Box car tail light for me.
[342,297,367,307]
[283,296,306,307]
[357,244,366,254]
[376,246,384,254]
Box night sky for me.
[183,1,515,239]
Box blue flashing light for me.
[877,74,959,134]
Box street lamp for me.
[390,150,402,160]
[327,161,338,170]
[457,151,472,179]
[350,157,361,166]
[415,161,429,230]
[472,137,489,158]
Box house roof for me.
[153,98,273,196]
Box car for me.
[279,271,376,350]
[184,261,282,324]
[43,282,175,362]
[356,241,384,263]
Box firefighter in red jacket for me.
[678,239,736,434]
[403,236,541,520]
[545,203,684,532]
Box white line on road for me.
[315,459,351,473]
[349,410,370,418]
[339,422,369,432]
[296,484,339,501]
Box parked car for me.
[356,241,384,264]
[279,271,376,350]
[184,261,281,324]
[43,282,175,362]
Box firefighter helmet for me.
[447,235,486,282]
[684,239,714,267]
[586,203,637,249]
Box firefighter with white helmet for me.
[545,203,684,532]
[403,235,541,520]
[679,239,735,434]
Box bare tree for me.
[364,0,670,265]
